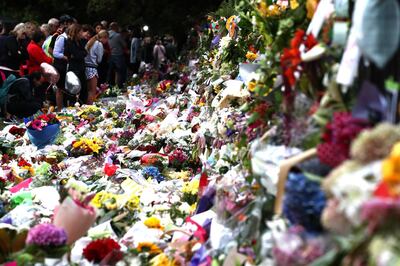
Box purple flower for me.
[26,224,67,247]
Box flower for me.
[83,238,121,263]
[290,0,300,9]
[351,123,400,164]
[150,253,177,266]
[91,191,116,209]
[317,112,369,167]
[31,119,44,131]
[382,142,400,183]
[125,194,140,211]
[142,166,165,183]
[136,242,162,255]
[248,80,257,92]
[246,51,258,61]
[26,224,67,247]
[9,126,26,137]
[182,179,200,195]
[361,197,400,233]
[144,216,163,229]
[283,172,326,232]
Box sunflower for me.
[136,242,162,255]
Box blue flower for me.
[142,166,165,183]
[283,172,326,232]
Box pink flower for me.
[31,119,44,131]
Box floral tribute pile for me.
[0,0,399,265]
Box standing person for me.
[64,24,88,104]
[130,26,141,75]
[40,24,52,58]
[165,37,177,63]
[94,22,104,34]
[153,39,166,70]
[85,30,108,104]
[108,22,127,88]
[27,30,53,75]
[52,15,74,111]
[0,23,27,71]
[43,18,59,57]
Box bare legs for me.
[56,88,63,112]
[87,76,97,105]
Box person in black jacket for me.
[0,22,28,71]
[64,23,88,104]
[6,75,42,118]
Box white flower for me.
[219,36,232,51]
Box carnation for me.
[83,238,121,263]
[26,224,67,247]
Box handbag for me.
[64,64,81,95]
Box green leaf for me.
[385,76,400,92]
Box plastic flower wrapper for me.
[283,172,326,232]
[53,196,97,245]
[272,226,328,266]
[14,223,68,265]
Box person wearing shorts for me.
[85,30,108,104]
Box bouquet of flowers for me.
[24,113,60,149]
[53,196,97,245]
[14,223,69,265]
[69,137,104,157]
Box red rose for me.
[83,238,121,263]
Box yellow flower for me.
[150,253,177,266]
[246,51,258,61]
[248,81,257,92]
[125,194,140,211]
[91,191,110,208]
[182,180,200,195]
[144,216,163,229]
[381,142,400,196]
[136,242,162,255]
[290,0,300,9]
[257,1,269,17]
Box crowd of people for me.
[0,15,178,117]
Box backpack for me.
[0,70,17,105]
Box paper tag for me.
[336,29,361,86]
[307,0,335,37]
[332,21,349,46]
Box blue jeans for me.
[107,55,127,88]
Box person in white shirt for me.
[85,30,108,104]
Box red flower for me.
[104,163,118,177]
[305,33,318,50]
[374,182,392,198]
[9,126,26,137]
[37,114,50,122]
[83,238,121,263]
[290,29,305,48]
[18,158,31,167]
